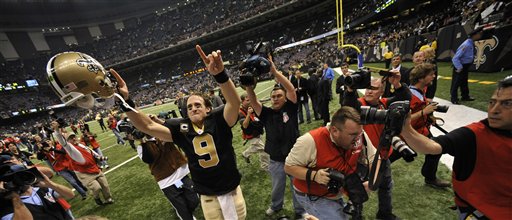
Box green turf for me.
[39,75,465,219]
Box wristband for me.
[213,70,229,84]
[119,98,136,112]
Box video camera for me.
[117,118,146,140]
[239,41,273,88]
[344,69,371,89]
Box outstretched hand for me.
[268,53,278,74]
[196,45,224,75]
[110,69,129,99]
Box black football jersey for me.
[165,106,241,195]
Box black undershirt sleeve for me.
[433,127,477,181]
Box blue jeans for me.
[298,99,311,123]
[269,160,305,215]
[111,129,125,145]
[295,192,349,219]
[58,169,87,197]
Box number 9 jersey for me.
[165,106,242,196]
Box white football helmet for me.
[46,52,116,109]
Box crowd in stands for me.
[1,0,509,133]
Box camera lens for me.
[391,137,416,162]
[360,107,387,124]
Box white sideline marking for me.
[104,155,139,175]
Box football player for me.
[111,45,246,219]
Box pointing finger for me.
[196,45,209,64]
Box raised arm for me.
[110,69,173,142]
[50,122,85,164]
[270,55,297,103]
[196,45,240,127]
[246,85,263,116]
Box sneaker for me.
[376,212,401,220]
[461,97,475,101]
[425,178,451,188]
[265,208,280,216]
[94,198,103,205]
[104,164,110,169]
[104,198,114,204]
[81,194,87,200]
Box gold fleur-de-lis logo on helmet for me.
[474,36,498,69]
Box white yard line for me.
[104,155,139,175]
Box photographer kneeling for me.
[284,107,375,220]
[342,70,410,220]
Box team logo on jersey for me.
[474,36,498,69]
[282,112,289,123]
[180,123,189,133]
[44,191,56,203]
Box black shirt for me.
[165,106,241,195]
[258,100,299,162]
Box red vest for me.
[358,98,393,157]
[109,118,117,129]
[70,143,100,174]
[453,122,512,219]
[409,93,430,136]
[239,107,257,140]
[88,136,100,149]
[293,127,362,197]
[44,144,73,172]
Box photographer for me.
[51,122,114,206]
[383,54,410,98]
[80,131,109,169]
[245,56,306,218]
[284,107,375,219]
[239,94,269,171]
[134,117,199,220]
[116,115,136,151]
[0,163,75,220]
[408,63,450,188]
[0,190,32,220]
[293,70,312,124]
[343,71,410,220]
[36,140,87,199]
[111,45,246,219]
[400,75,512,219]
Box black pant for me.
[310,95,321,120]
[161,176,199,220]
[377,160,393,216]
[421,153,443,181]
[385,59,391,69]
[98,121,107,131]
[450,64,471,102]
[318,99,330,125]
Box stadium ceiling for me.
[0,0,173,29]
